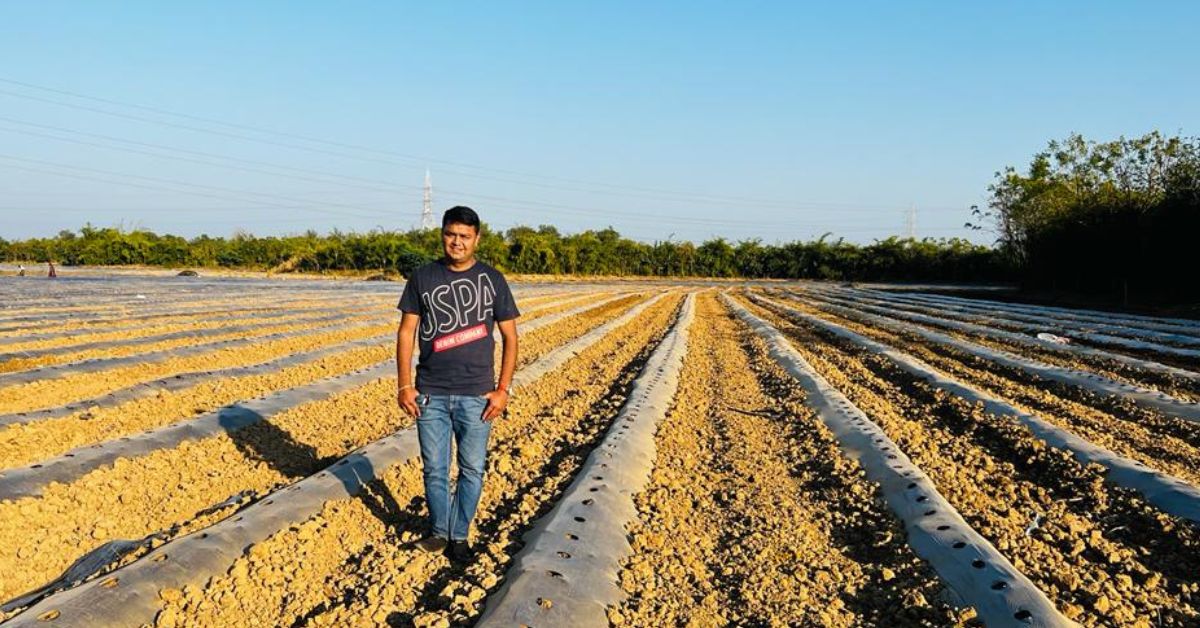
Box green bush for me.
[977,132,1200,302]
[1,223,1009,281]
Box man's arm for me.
[397,312,421,416]
[483,318,519,421]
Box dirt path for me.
[0,298,388,354]
[0,309,386,374]
[614,293,960,626]
[749,295,1200,626]
[149,294,684,627]
[7,279,1200,627]
[0,343,392,470]
[794,290,1200,401]
[772,294,1200,490]
[0,294,639,608]
[0,320,397,414]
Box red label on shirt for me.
[433,323,488,352]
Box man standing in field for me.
[396,206,520,563]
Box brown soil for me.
[0,310,385,374]
[796,291,1200,400]
[748,294,1200,627]
[149,294,684,627]
[0,321,397,415]
[0,293,635,607]
[614,293,959,627]
[772,294,1200,490]
[6,283,1200,628]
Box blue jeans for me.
[415,394,493,541]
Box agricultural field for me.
[0,275,1198,627]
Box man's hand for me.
[398,386,421,417]
[482,389,509,422]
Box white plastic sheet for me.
[725,294,1073,628]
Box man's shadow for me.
[0,408,414,615]
[220,406,407,532]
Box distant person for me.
[47,262,57,278]
[396,205,520,563]
[17,264,25,277]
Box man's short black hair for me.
[442,206,481,232]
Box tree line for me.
[0,223,1008,282]
[10,130,1190,294]
[975,131,1200,303]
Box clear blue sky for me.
[0,2,1196,245]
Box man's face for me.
[442,222,480,263]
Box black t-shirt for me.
[397,259,520,395]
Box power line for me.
[0,77,980,241]
[0,77,809,206]
[0,155,975,239]
[0,123,415,196]
[0,76,970,213]
[0,115,424,194]
[0,186,976,242]
[0,107,971,222]
[0,120,952,230]
[0,156,391,220]
[0,205,384,212]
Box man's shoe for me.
[415,536,448,553]
[446,540,473,563]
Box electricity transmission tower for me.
[905,204,917,239]
[421,169,435,229]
